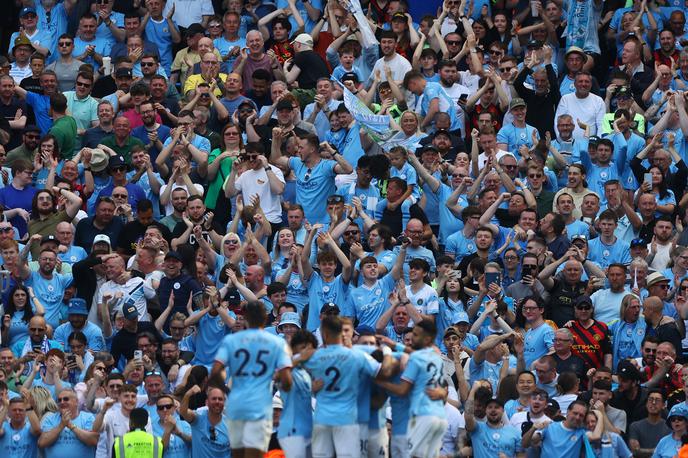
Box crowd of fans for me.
[2,0,688,456]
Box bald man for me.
[183,51,228,97]
[95,254,150,324]
[233,30,284,91]
[643,296,683,360]
[11,316,64,371]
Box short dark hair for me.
[50,93,68,113]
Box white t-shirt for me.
[369,54,412,86]
[233,165,286,224]
[509,411,551,431]
[96,407,152,457]
[160,182,204,216]
[441,403,465,457]
[650,242,672,271]
[442,83,470,135]
[162,0,214,28]
[555,92,606,140]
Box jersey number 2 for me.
[235,349,269,376]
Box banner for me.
[340,0,379,48]
[341,85,393,135]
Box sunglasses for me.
[575,305,592,310]
[446,40,460,45]
[528,174,543,179]
[141,62,156,67]
[112,194,128,199]
[344,230,360,236]
[0,227,12,233]
[57,397,73,402]
[110,167,126,173]
[209,426,217,441]
[58,41,72,47]
[157,404,174,410]
[76,81,92,88]
[304,168,312,182]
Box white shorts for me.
[279,435,310,458]
[312,423,360,458]
[407,416,448,458]
[227,418,272,452]
[368,428,388,458]
[390,434,408,458]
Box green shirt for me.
[5,143,36,167]
[49,115,78,160]
[100,135,146,164]
[206,148,235,210]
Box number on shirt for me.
[324,366,341,392]
[426,362,439,386]
[234,349,269,376]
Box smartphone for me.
[485,272,500,288]
[134,350,143,362]
[644,173,652,187]
[67,354,76,363]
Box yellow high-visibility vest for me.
[113,430,163,458]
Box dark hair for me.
[415,320,437,340]
[3,285,33,326]
[252,68,271,81]
[49,93,68,113]
[245,301,267,328]
[387,177,408,193]
[68,331,88,346]
[290,329,318,351]
[369,223,394,250]
[321,315,343,336]
[267,282,287,296]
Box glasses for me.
[452,174,466,178]
[169,326,185,331]
[489,50,502,55]
[644,348,657,353]
[575,305,592,310]
[225,131,240,136]
[446,40,460,45]
[208,23,221,27]
[209,426,217,441]
[0,227,12,233]
[528,174,543,179]
[504,256,518,261]
[304,168,312,182]
[648,398,664,404]
[57,397,73,402]
[503,164,518,169]
[202,60,219,64]
[112,194,128,199]
[157,403,174,410]
[655,284,670,289]
[224,239,239,245]
[58,41,72,47]
[111,167,126,173]
[29,327,46,332]
[344,230,360,236]
[141,62,156,67]
[76,81,91,88]
[500,67,515,72]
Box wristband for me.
[265,167,271,172]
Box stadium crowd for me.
[2,0,688,456]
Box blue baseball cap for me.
[19,7,37,17]
[68,298,89,316]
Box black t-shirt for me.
[379,202,429,238]
[0,98,27,150]
[20,76,42,95]
[552,353,587,380]
[92,75,117,99]
[547,278,588,327]
[171,216,224,250]
[117,221,172,255]
[292,50,330,90]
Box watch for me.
[264,167,271,172]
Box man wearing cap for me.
[558,47,600,96]
[53,297,106,352]
[494,99,539,159]
[465,382,522,458]
[9,8,51,60]
[611,359,649,425]
[368,30,412,87]
[555,72,605,140]
[564,295,612,371]
[5,125,38,168]
[282,33,329,102]
[8,35,36,85]
[96,155,147,213]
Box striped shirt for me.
[565,319,611,370]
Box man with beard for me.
[6,125,39,167]
[156,250,202,316]
[18,239,73,329]
[648,216,675,270]
[131,100,172,164]
[171,195,223,250]
[26,187,82,258]
[523,401,603,457]
[160,187,188,233]
[435,60,470,136]
[465,382,521,458]
[53,297,106,351]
